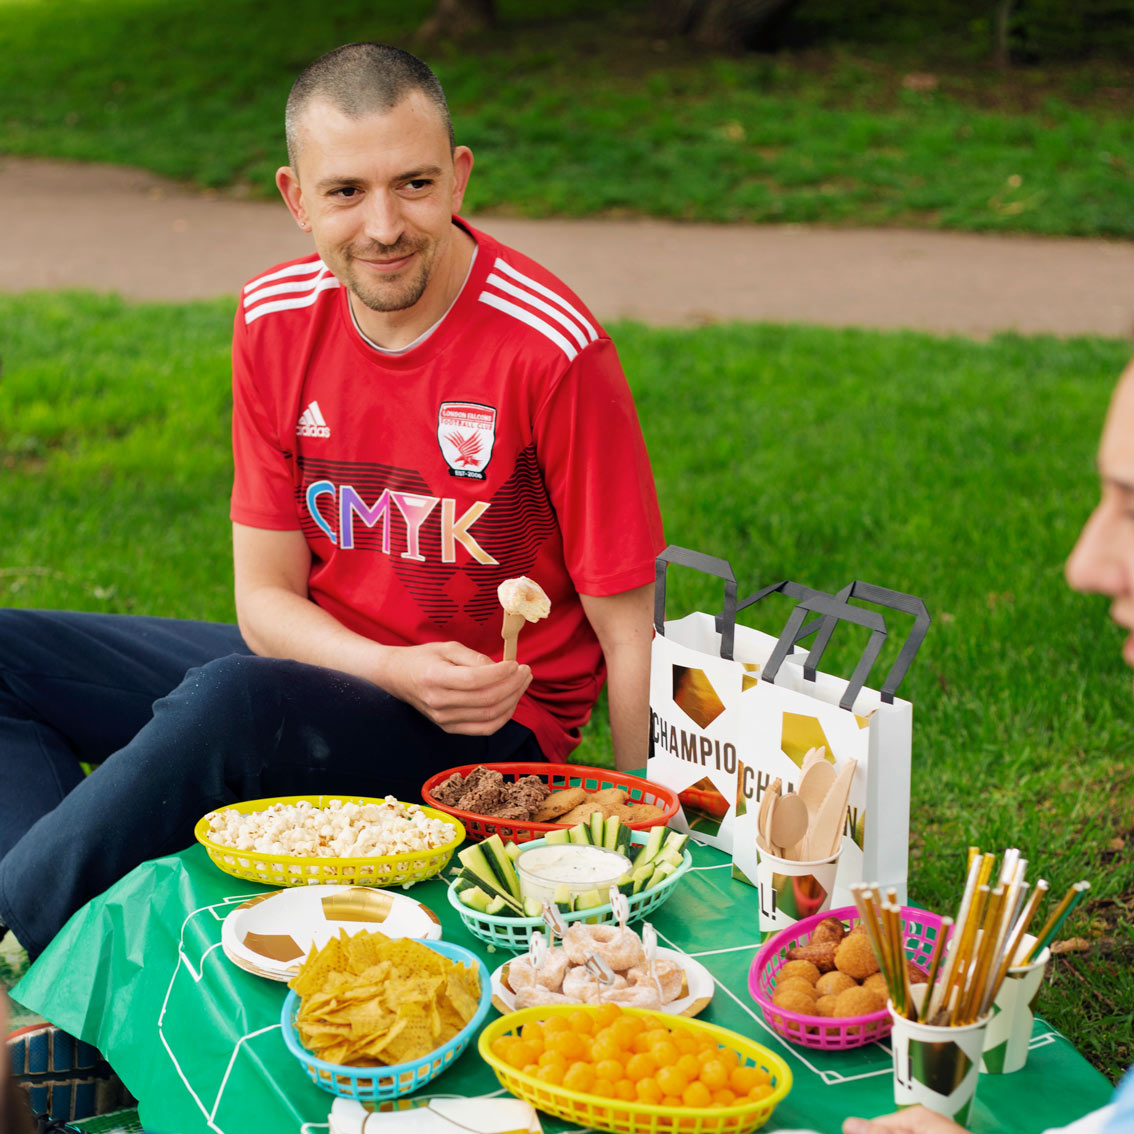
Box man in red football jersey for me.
[0,43,663,963]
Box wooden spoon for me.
[797,748,834,818]
[769,792,809,861]
[501,611,526,660]
[758,777,781,854]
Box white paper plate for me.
[221,883,441,981]
[491,947,713,1018]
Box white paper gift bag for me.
[647,547,836,853]
[731,581,930,910]
[647,546,929,910]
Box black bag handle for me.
[763,591,888,712]
[653,546,738,660]
[810,581,931,704]
[715,579,829,648]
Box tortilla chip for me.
[289,930,480,1069]
[289,936,345,998]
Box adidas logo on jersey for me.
[297,401,331,439]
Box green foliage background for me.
[0,0,1130,234]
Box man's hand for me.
[383,641,532,735]
[843,1107,968,1134]
[234,525,531,735]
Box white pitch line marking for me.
[210,1024,283,1120]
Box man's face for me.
[277,92,472,317]
[1066,364,1134,675]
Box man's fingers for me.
[431,654,530,692]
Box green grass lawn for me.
[1,0,1131,236]
[1,290,1131,1080]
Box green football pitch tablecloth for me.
[14,842,1112,1134]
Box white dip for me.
[516,845,631,905]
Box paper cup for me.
[889,986,991,1126]
[755,845,839,935]
[980,933,1050,1075]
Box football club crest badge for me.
[437,401,497,480]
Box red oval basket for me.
[747,904,948,1051]
[420,762,680,843]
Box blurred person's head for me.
[1066,359,1134,682]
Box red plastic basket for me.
[747,904,948,1051]
[420,762,680,843]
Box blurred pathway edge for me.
[4,156,1132,339]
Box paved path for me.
[5,156,1133,338]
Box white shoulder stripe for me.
[243,259,329,294]
[484,272,589,351]
[243,274,337,308]
[478,291,578,361]
[243,274,341,324]
[491,257,597,343]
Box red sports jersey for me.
[231,218,664,761]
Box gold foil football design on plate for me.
[221,884,441,981]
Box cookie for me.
[555,800,608,827]
[533,787,587,822]
[588,787,627,807]
[626,802,665,823]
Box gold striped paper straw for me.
[928,853,982,1022]
[885,888,913,1018]
[985,879,1048,1015]
[977,876,1026,1017]
[948,884,990,1025]
[853,885,904,1010]
[960,884,1006,1024]
[975,851,996,891]
[866,885,901,989]
[886,901,913,1019]
[917,915,952,1024]
[1024,881,1091,963]
[850,886,889,983]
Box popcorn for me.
[203,796,453,858]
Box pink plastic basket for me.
[747,904,948,1051]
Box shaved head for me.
[285,42,453,170]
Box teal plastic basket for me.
[280,939,491,1101]
[447,832,693,952]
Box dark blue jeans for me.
[0,609,541,958]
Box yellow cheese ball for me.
[776,960,821,986]
[771,987,819,1017]
[834,933,880,981]
[861,972,889,999]
[833,984,886,1018]
[774,976,819,1001]
[814,994,839,1017]
[815,970,857,998]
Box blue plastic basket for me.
[280,939,491,1101]
[447,831,693,952]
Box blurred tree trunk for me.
[658,0,803,51]
[992,0,1015,67]
[415,0,495,43]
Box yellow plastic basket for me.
[193,795,465,889]
[478,1005,792,1134]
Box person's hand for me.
[843,1107,968,1134]
[383,641,532,734]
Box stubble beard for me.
[344,239,434,313]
